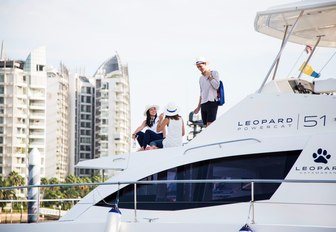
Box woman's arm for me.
[181,118,185,136]
[157,118,169,133]
[132,120,146,139]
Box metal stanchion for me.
[10,201,13,224]
[20,204,23,223]
[134,183,137,222]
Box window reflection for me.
[96,150,300,210]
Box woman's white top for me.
[148,117,160,133]
[163,118,183,148]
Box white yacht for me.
[1,0,336,231]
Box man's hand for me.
[194,106,200,114]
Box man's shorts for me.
[201,101,218,125]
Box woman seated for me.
[132,104,166,151]
[148,102,185,149]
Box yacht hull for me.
[1,222,335,232]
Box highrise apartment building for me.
[46,63,70,181]
[94,54,131,160]
[1,47,131,179]
[69,74,95,177]
[0,47,47,179]
[70,54,131,177]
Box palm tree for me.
[7,171,25,187]
[0,178,16,208]
[41,177,63,208]
[0,177,5,207]
[62,175,81,199]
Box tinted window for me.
[95,150,300,210]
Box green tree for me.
[41,177,62,208]
[91,175,103,184]
[39,174,106,210]
[64,175,80,184]
[0,177,12,207]
[41,177,49,185]
[62,175,79,198]
[0,172,25,208]
[43,189,64,209]
[7,171,25,187]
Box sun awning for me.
[254,0,336,47]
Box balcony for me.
[115,106,128,114]
[15,93,28,99]
[29,93,45,100]
[29,123,44,129]
[29,132,45,139]
[29,113,45,119]
[114,86,123,92]
[28,143,44,149]
[29,103,45,110]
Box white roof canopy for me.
[255,0,336,47]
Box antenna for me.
[0,40,4,61]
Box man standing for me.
[194,57,220,127]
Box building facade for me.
[69,54,131,177]
[94,54,131,161]
[0,47,47,179]
[0,48,131,180]
[69,74,95,177]
[46,63,70,181]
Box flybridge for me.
[255,0,336,93]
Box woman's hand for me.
[132,133,136,139]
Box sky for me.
[1,0,335,141]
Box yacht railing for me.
[0,179,335,224]
[0,198,80,223]
[183,138,261,155]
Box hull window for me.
[95,150,300,210]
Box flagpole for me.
[297,36,322,79]
[0,40,4,61]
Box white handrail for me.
[183,138,261,155]
[1,179,335,224]
[1,178,335,191]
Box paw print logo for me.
[312,148,331,164]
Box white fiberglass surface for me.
[255,0,336,47]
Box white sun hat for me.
[144,104,159,116]
[165,102,180,117]
[195,57,207,65]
